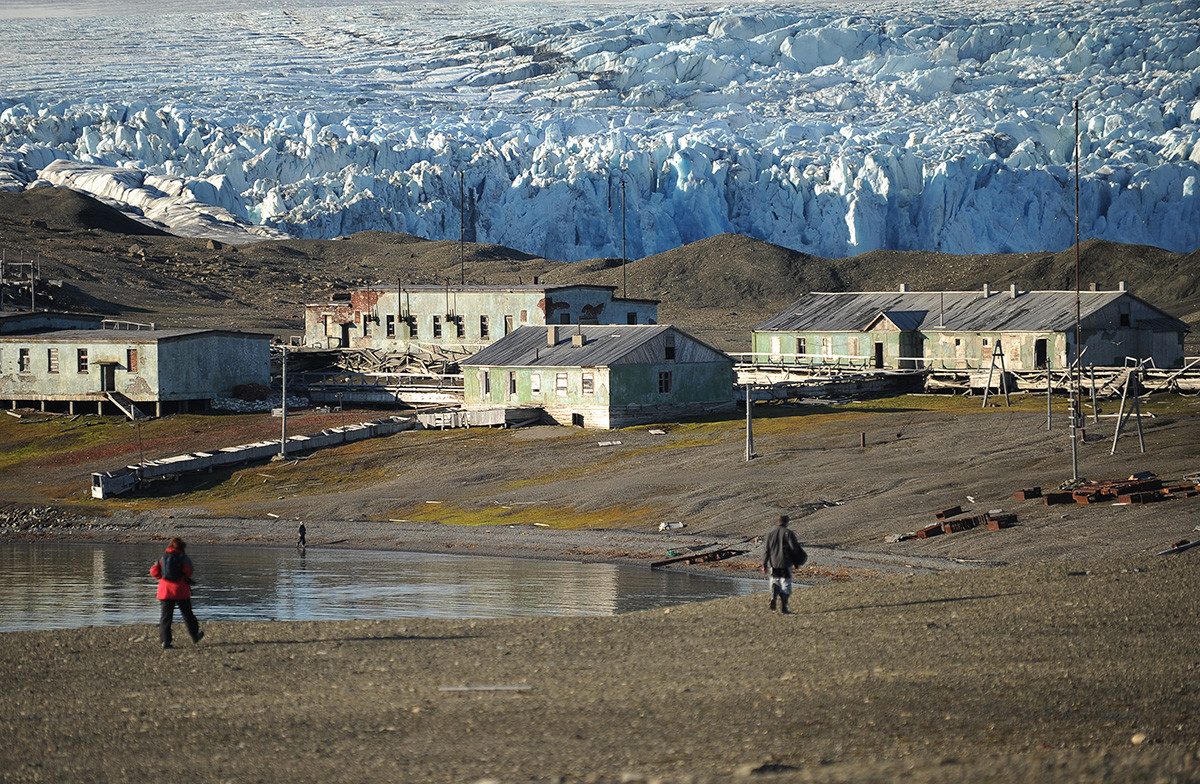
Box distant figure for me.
[297,522,307,550]
[150,537,204,649]
[761,515,807,614]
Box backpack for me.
[160,551,184,582]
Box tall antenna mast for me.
[1070,100,1082,481]
[459,171,465,285]
[621,177,627,299]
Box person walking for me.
[297,522,307,550]
[762,514,806,614]
[150,537,204,649]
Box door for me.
[874,342,885,369]
[101,364,116,392]
[340,323,351,348]
[1035,339,1048,370]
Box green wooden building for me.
[752,285,1188,371]
[461,324,735,429]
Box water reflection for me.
[0,542,757,632]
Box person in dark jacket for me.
[761,515,806,614]
[150,537,205,649]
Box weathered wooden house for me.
[752,285,1189,371]
[0,326,272,417]
[304,283,658,357]
[461,324,735,429]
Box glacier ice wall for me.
[1,0,1198,259]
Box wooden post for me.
[744,385,755,461]
[1046,359,1052,431]
[1110,368,1133,455]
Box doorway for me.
[874,342,885,369]
[1035,338,1048,369]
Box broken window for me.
[559,313,570,325]
[433,315,442,339]
[519,309,528,324]
[582,372,594,395]
[664,334,676,361]
[796,337,806,356]
[508,371,517,396]
[627,312,637,325]
[820,337,832,356]
[530,373,541,394]
[555,372,568,396]
[77,348,88,374]
[18,347,31,373]
[482,369,491,396]
[407,315,418,338]
[47,348,59,374]
[386,315,395,338]
[504,315,514,335]
[658,371,672,394]
[455,316,465,339]
[1119,310,1131,327]
[127,348,138,374]
[480,315,490,339]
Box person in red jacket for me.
[150,537,205,649]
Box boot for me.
[780,594,791,614]
[768,585,777,611]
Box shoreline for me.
[1,509,986,584]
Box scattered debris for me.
[648,429,666,435]
[890,507,1017,542]
[4,410,21,419]
[597,440,622,447]
[1032,472,1200,506]
[651,545,747,568]
[1014,487,1042,500]
[658,520,685,531]
[1158,539,1200,556]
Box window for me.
[658,371,672,394]
[407,315,418,338]
[555,372,568,396]
[455,316,465,339]
[530,373,541,394]
[664,334,676,361]
[627,312,637,325]
[432,315,442,339]
[127,348,138,374]
[18,348,31,373]
[77,348,89,373]
[796,337,806,356]
[848,337,859,357]
[508,371,517,396]
[386,315,396,338]
[1119,311,1131,327]
[504,315,514,335]
[582,372,594,395]
[520,309,528,324]
[820,337,832,356]
[480,315,490,339]
[482,369,491,395]
[47,348,60,374]
[559,313,570,325]
[982,337,990,347]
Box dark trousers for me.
[159,599,200,645]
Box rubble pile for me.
[211,393,310,413]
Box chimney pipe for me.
[982,282,991,297]
[571,333,586,347]
[547,325,558,346]
[1089,282,1097,292]
[1009,283,1018,299]
[1118,280,1127,292]
[899,283,909,292]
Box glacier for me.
[1,0,1198,260]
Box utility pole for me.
[279,344,289,459]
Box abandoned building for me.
[751,285,1189,371]
[0,310,104,335]
[303,283,658,357]
[461,324,736,429]
[0,325,272,417]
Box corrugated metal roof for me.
[754,291,1186,333]
[0,328,268,342]
[462,324,681,367]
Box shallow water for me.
[0,542,758,631]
